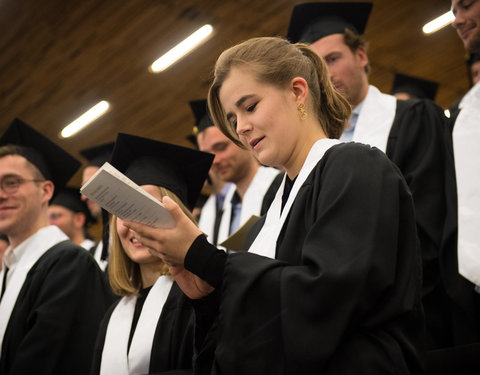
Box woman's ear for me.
[290,77,309,104]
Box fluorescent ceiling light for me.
[423,11,455,34]
[150,24,213,73]
[60,100,110,138]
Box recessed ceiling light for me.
[423,11,455,34]
[150,24,213,73]
[60,100,110,138]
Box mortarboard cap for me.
[0,118,80,189]
[390,73,439,101]
[190,99,214,136]
[467,52,480,66]
[110,133,214,210]
[49,186,93,222]
[287,2,373,44]
[80,142,115,167]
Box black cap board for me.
[467,52,480,66]
[391,73,439,101]
[49,186,93,223]
[0,118,80,189]
[287,2,373,44]
[110,133,214,210]
[190,99,214,135]
[80,142,115,167]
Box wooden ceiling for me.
[0,0,467,185]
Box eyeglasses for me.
[0,175,45,195]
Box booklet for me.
[219,215,261,252]
[80,162,174,228]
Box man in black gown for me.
[0,119,114,375]
[287,1,451,350]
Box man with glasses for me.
[0,119,114,374]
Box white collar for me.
[0,226,69,356]
[100,275,174,375]
[249,139,340,258]
[352,85,397,153]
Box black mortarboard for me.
[467,52,480,66]
[287,2,373,44]
[110,133,214,210]
[190,99,214,136]
[49,186,93,222]
[390,73,439,101]
[80,142,115,167]
[0,118,80,189]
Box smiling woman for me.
[90,132,213,375]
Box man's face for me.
[452,0,480,53]
[196,126,253,184]
[81,166,102,219]
[0,155,47,238]
[309,33,368,106]
[48,205,77,239]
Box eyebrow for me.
[452,0,466,12]
[226,94,255,121]
[0,173,21,179]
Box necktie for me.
[0,266,9,301]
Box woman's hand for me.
[123,196,203,266]
[169,266,214,299]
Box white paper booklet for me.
[80,162,174,228]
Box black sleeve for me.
[184,234,227,289]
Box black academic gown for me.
[0,241,115,375]
[188,143,424,375]
[91,282,194,375]
[440,110,480,345]
[423,111,480,375]
[386,99,452,349]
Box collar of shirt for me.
[340,100,364,142]
[3,226,67,283]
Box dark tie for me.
[0,266,9,301]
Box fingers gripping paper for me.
[80,162,174,228]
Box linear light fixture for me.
[423,11,455,34]
[150,24,213,73]
[60,100,110,138]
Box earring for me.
[297,102,307,120]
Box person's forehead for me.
[0,154,32,176]
[310,34,349,55]
[197,127,231,149]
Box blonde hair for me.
[108,186,197,297]
[208,36,351,146]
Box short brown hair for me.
[0,144,45,180]
[343,28,371,74]
[108,186,197,297]
[208,37,351,146]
